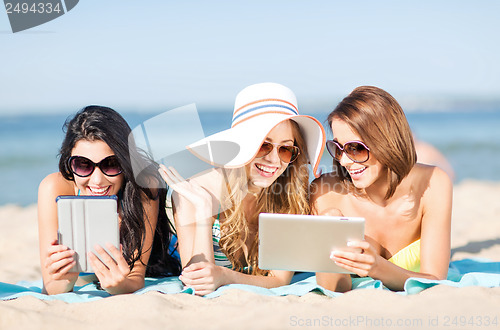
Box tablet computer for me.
[258,213,365,273]
[56,195,120,273]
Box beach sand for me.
[1,180,499,329]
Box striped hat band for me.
[231,98,299,127]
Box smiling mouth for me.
[88,186,111,196]
[349,167,367,176]
[255,164,278,175]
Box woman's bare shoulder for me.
[310,173,345,202]
[410,163,451,183]
[39,172,75,195]
[406,163,452,197]
[310,172,347,214]
[311,171,344,195]
[37,173,75,219]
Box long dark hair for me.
[59,105,181,276]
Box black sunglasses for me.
[256,142,300,163]
[68,155,122,178]
[326,140,370,163]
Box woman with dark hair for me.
[38,105,180,295]
[311,86,452,292]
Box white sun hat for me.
[187,82,326,177]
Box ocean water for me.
[1,110,499,206]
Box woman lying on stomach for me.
[311,86,452,292]
[38,105,180,295]
[160,82,326,295]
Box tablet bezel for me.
[56,195,120,273]
[258,213,365,273]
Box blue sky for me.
[1,0,499,115]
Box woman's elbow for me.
[316,273,352,293]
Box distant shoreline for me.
[2,112,500,205]
[2,178,499,209]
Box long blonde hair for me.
[218,120,311,275]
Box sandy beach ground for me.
[1,180,499,330]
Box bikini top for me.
[212,216,233,269]
[212,211,251,272]
[387,239,421,272]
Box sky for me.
[1,0,499,115]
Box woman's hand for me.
[44,239,79,285]
[179,261,228,296]
[88,243,131,294]
[158,165,214,225]
[329,240,381,278]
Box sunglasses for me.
[256,142,300,163]
[68,155,123,178]
[326,140,370,163]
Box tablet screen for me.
[57,195,119,273]
[258,213,365,273]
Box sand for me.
[1,180,499,330]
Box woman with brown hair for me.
[312,86,452,292]
[159,82,326,296]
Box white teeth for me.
[349,167,366,175]
[256,164,277,174]
[89,187,108,194]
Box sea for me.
[1,109,500,206]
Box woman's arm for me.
[309,176,352,292]
[330,167,453,290]
[38,173,79,294]
[160,166,294,295]
[172,192,215,267]
[159,165,215,267]
[418,166,453,279]
[179,262,293,296]
[172,179,293,295]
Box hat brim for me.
[187,113,325,177]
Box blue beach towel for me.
[1,258,499,302]
[0,277,193,303]
[203,258,500,298]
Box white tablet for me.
[56,195,120,273]
[258,213,365,273]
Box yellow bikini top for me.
[387,239,421,272]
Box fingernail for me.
[347,241,355,247]
[330,251,338,258]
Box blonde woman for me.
[311,86,452,292]
[159,83,325,295]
